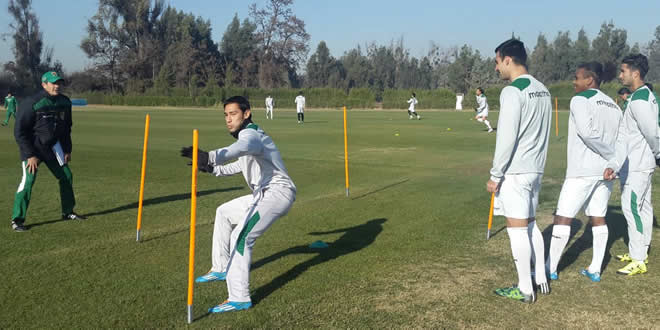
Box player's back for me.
[621,85,659,172]
[497,74,552,174]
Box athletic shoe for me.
[195,271,226,283]
[417,116,421,120]
[409,116,413,120]
[580,269,601,282]
[208,300,252,313]
[549,272,558,280]
[62,212,87,220]
[537,282,551,295]
[11,220,28,232]
[494,285,536,304]
[617,260,647,276]
[488,128,494,133]
[616,253,648,264]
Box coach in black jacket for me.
[10,71,86,232]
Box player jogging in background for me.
[181,95,296,313]
[265,95,274,120]
[603,54,660,276]
[487,38,552,303]
[545,62,622,283]
[3,91,17,126]
[617,87,631,111]
[407,92,420,120]
[295,91,305,123]
[474,87,493,132]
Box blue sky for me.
[1,0,659,72]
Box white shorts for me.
[476,111,488,117]
[494,173,542,219]
[556,176,613,218]
[297,107,304,113]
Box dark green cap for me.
[41,71,64,83]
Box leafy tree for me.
[592,21,629,82]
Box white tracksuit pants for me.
[211,186,295,302]
[621,170,654,261]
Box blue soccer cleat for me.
[580,269,601,282]
[208,300,252,313]
[195,271,226,283]
[549,272,558,281]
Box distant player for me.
[487,39,552,303]
[181,95,296,313]
[265,95,274,119]
[604,54,660,276]
[407,92,420,120]
[3,91,17,126]
[617,87,631,111]
[295,91,305,123]
[545,62,622,283]
[474,87,493,132]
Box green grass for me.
[0,107,658,328]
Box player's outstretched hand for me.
[180,146,212,173]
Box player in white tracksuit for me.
[295,92,305,123]
[474,87,493,132]
[487,39,552,303]
[182,95,296,313]
[545,62,622,283]
[265,95,274,119]
[407,93,420,120]
[604,54,660,276]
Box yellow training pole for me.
[487,192,495,240]
[343,106,350,197]
[136,114,150,242]
[187,129,199,324]
[555,97,559,137]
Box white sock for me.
[589,225,609,273]
[485,120,492,129]
[546,224,570,274]
[507,227,533,295]
[528,221,547,284]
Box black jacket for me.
[14,90,73,161]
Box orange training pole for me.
[136,114,150,242]
[487,192,495,240]
[187,129,198,324]
[343,106,350,197]
[555,97,559,137]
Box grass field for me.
[0,106,658,328]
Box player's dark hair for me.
[224,95,252,120]
[299,91,304,95]
[622,53,649,79]
[412,92,416,97]
[617,87,631,95]
[645,82,654,91]
[577,61,603,86]
[495,38,527,67]
[477,87,484,94]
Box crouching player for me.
[181,95,296,313]
[545,62,622,283]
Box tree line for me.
[3,0,660,99]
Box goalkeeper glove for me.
[180,146,213,173]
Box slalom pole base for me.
[136,229,141,242]
[187,305,193,324]
[486,230,491,240]
[345,188,349,197]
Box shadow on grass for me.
[27,187,243,229]
[351,179,409,200]
[250,218,387,304]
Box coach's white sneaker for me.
[488,128,494,133]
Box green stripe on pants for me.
[236,211,261,255]
[631,191,644,234]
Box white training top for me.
[209,123,296,194]
[295,95,305,113]
[407,97,418,111]
[613,84,660,173]
[565,89,622,177]
[476,94,489,115]
[265,97,273,108]
[490,74,552,182]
